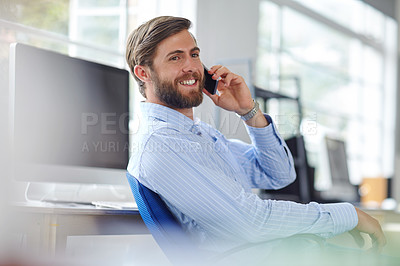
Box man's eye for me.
[192,53,199,58]
[170,56,179,61]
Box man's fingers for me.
[349,229,364,248]
[208,65,223,76]
[349,228,386,253]
[221,73,235,87]
[208,65,222,73]
[372,231,387,252]
[210,65,230,80]
[368,239,383,253]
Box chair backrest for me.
[126,172,200,264]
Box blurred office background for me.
[0,0,400,262]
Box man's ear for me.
[134,65,151,82]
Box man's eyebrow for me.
[165,47,200,58]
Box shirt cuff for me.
[245,114,283,148]
[321,203,358,236]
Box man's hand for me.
[203,65,268,127]
[203,65,253,113]
[349,207,386,252]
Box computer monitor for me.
[9,43,130,187]
[320,136,359,203]
[325,137,350,184]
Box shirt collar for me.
[140,102,199,131]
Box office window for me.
[4,0,70,34]
[1,0,197,134]
[257,0,397,187]
[292,0,385,42]
[68,0,127,65]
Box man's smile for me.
[179,79,197,86]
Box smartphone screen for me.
[203,65,218,95]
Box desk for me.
[10,202,148,256]
[8,203,400,264]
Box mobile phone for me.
[203,65,218,95]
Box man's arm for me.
[203,65,296,189]
[202,65,387,250]
[136,131,358,245]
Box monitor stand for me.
[24,182,134,205]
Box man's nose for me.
[182,57,198,73]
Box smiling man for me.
[125,16,386,264]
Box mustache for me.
[175,72,201,83]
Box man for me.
[126,16,385,263]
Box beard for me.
[150,69,204,109]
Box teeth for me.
[180,79,196,85]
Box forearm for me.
[241,115,296,188]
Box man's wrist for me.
[237,99,259,121]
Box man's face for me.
[148,30,205,109]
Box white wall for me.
[0,28,12,250]
[195,0,261,143]
[394,0,400,202]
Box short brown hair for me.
[126,16,192,98]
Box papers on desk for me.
[17,199,138,210]
[91,201,138,210]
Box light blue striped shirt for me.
[127,102,358,252]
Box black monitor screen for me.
[11,43,129,174]
[325,137,351,185]
[322,136,359,203]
